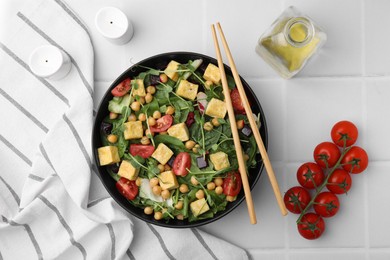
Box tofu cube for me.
[97,146,120,166]
[118,160,139,181]
[152,143,174,165]
[158,170,179,190]
[123,121,143,140]
[131,79,146,97]
[164,60,180,81]
[210,151,230,171]
[205,98,227,119]
[203,63,221,84]
[167,123,190,142]
[176,80,198,101]
[190,198,210,217]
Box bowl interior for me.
[92,52,268,228]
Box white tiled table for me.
[2,1,390,259]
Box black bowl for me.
[92,52,268,228]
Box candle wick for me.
[110,21,113,24]
[45,60,48,63]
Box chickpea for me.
[179,184,189,193]
[211,118,221,127]
[161,189,170,200]
[243,153,250,161]
[154,211,163,220]
[138,113,146,121]
[135,177,142,187]
[165,106,175,115]
[226,195,235,202]
[128,113,137,122]
[139,97,146,105]
[164,164,171,171]
[192,147,198,153]
[149,177,159,187]
[109,112,118,120]
[153,110,162,119]
[145,129,154,137]
[140,136,151,145]
[145,93,153,104]
[195,144,200,148]
[207,182,216,190]
[148,117,156,126]
[107,134,118,143]
[214,177,223,186]
[157,164,165,173]
[185,140,196,150]
[191,176,199,186]
[146,85,156,94]
[152,185,162,196]
[236,119,245,130]
[175,201,184,210]
[131,101,141,111]
[159,131,168,135]
[144,206,153,215]
[176,214,184,220]
[205,80,213,89]
[204,122,214,131]
[159,74,168,83]
[196,189,205,199]
[215,186,223,195]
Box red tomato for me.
[313,142,341,169]
[296,162,325,190]
[284,186,311,214]
[331,120,358,147]
[130,144,155,159]
[111,78,131,97]
[230,88,246,114]
[150,115,173,133]
[172,152,191,176]
[116,177,138,200]
[313,192,340,218]
[185,112,195,127]
[223,172,242,197]
[326,169,352,194]
[297,213,325,240]
[341,146,368,174]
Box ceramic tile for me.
[93,81,111,110]
[369,251,390,260]
[285,78,363,162]
[289,251,366,260]
[367,162,390,248]
[249,251,286,260]
[365,78,390,161]
[283,0,363,77]
[364,0,390,75]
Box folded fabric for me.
[0,1,249,259]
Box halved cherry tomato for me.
[341,146,368,174]
[296,162,324,190]
[313,192,340,218]
[223,172,242,197]
[150,115,173,133]
[284,186,311,214]
[111,78,131,97]
[326,168,352,194]
[331,120,358,147]
[297,213,325,240]
[230,88,246,114]
[172,152,191,176]
[313,142,341,169]
[130,144,155,159]
[116,177,138,200]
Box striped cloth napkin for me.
[0,1,249,259]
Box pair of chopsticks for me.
[211,22,288,224]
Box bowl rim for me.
[92,51,268,228]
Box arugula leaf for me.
[153,135,185,152]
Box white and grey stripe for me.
[0,88,48,133]
[28,174,45,182]
[147,224,176,260]
[191,229,218,260]
[38,195,87,260]
[2,215,43,260]
[126,249,136,260]
[0,134,32,166]
[106,223,116,260]
[17,12,93,98]
[87,197,109,208]
[0,176,21,206]
[0,42,70,107]
[39,143,57,174]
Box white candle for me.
[29,45,72,80]
[95,7,134,45]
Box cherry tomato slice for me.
[326,168,352,194]
[331,120,358,147]
[149,115,173,133]
[341,146,368,174]
[172,152,191,176]
[116,177,138,200]
[223,172,242,197]
[313,192,340,218]
[129,144,155,159]
[284,186,311,214]
[297,213,325,240]
[296,162,324,190]
[230,88,246,114]
[111,78,131,97]
[313,142,341,169]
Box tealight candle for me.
[95,6,134,45]
[29,45,72,80]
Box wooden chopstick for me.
[211,24,257,224]
[215,22,288,216]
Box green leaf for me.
[153,135,185,151]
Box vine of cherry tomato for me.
[284,120,369,240]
